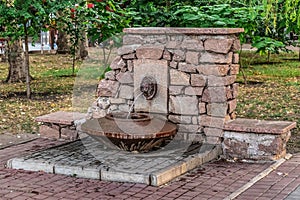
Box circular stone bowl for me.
[81,112,177,152]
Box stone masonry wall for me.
[223,118,296,160]
[97,28,244,144]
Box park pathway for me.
[0,138,299,200]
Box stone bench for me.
[35,111,86,141]
[223,118,297,161]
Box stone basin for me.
[81,112,177,152]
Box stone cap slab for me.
[123,27,244,35]
[224,118,297,134]
[35,111,86,125]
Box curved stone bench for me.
[223,118,297,161]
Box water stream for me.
[127,92,143,119]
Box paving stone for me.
[170,69,190,86]
[6,137,219,186]
[110,56,126,70]
[169,96,198,115]
[151,162,188,186]
[181,38,204,51]
[200,52,233,64]
[35,111,86,126]
[39,125,60,139]
[123,35,144,45]
[186,51,200,65]
[230,64,240,75]
[202,86,227,103]
[178,124,200,133]
[199,115,225,129]
[232,39,241,51]
[104,70,116,80]
[173,50,185,62]
[97,80,120,97]
[168,115,192,124]
[118,85,134,99]
[7,158,54,173]
[101,170,150,185]
[122,53,136,59]
[232,53,240,63]
[198,102,207,114]
[207,103,228,117]
[191,74,206,87]
[204,39,234,54]
[178,63,197,73]
[207,75,236,86]
[184,86,204,96]
[197,64,230,76]
[118,45,141,55]
[169,61,178,69]
[54,165,101,179]
[224,118,297,134]
[116,71,134,84]
[163,50,172,60]
[136,45,164,60]
[169,86,184,95]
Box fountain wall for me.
[97,27,244,144]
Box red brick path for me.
[0,138,299,200]
[236,154,300,200]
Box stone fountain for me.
[86,27,244,151]
[7,27,296,186]
[82,71,177,152]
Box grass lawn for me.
[237,51,300,153]
[0,49,299,152]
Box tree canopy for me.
[126,0,300,55]
[1,0,300,98]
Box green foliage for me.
[126,0,178,27]
[51,0,130,74]
[125,0,300,58]
[252,36,286,56]
[86,0,131,43]
[0,0,55,98]
[174,4,263,42]
[0,0,50,42]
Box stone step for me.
[223,118,297,161]
[35,111,86,140]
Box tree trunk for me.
[6,40,26,83]
[49,28,56,50]
[56,30,70,54]
[78,39,88,60]
[24,23,31,99]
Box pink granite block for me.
[35,111,86,125]
[224,118,296,134]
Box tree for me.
[6,39,26,83]
[53,0,130,74]
[0,0,51,98]
[126,0,300,57]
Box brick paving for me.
[236,154,300,200]
[0,138,299,200]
